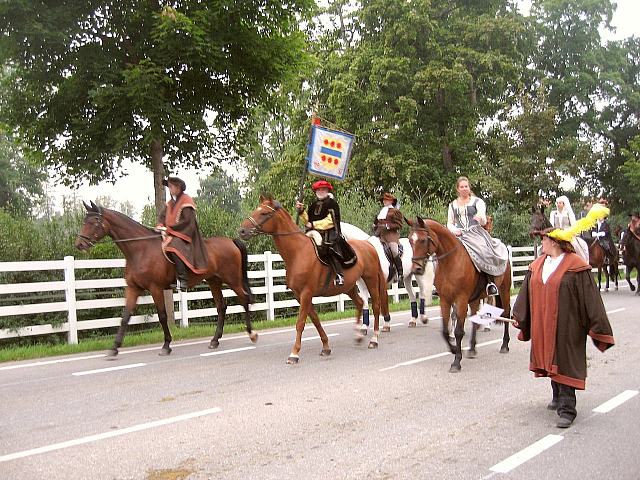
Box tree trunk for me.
[442,142,453,170]
[150,138,166,215]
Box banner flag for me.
[306,125,355,180]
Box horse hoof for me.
[449,365,461,373]
[320,348,331,357]
[630,285,636,292]
[368,340,379,349]
[500,346,510,354]
[286,356,299,364]
[249,332,259,343]
[159,348,172,356]
[354,331,365,343]
[106,349,118,359]
[209,339,219,349]
[408,320,417,328]
[382,325,391,333]
[421,317,429,325]
[359,325,368,336]
[466,349,477,359]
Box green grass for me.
[0,299,418,363]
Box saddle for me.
[306,232,358,269]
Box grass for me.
[0,298,418,363]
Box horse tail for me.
[232,239,253,303]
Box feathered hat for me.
[546,203,610,242]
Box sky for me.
[47,0,640,220]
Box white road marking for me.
[489,434,564,473]
[379,339,502,372]
[200,346,256,357]
[606,308,625,315]
[0,407,222,463]
[0,354,106,371]
[72,363,146,376]
[592,390,639,413]
[302,333,339,342]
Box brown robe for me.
[512,253,614,390]
[157,193,209,274]
[375,207,404,244]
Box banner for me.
[306,125,354,180]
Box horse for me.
[588,238,619,291]
[340,222,435,330]
[409,218,511,373]
[238,195,389,363]
[620,225,640,294]
[75,201,257,356]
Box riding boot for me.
[170,254,189,290]
[331,257,344,286]
[393,254,403,281]
[486,275,498,296]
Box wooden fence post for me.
[64,256,78,345]
[265,251,275,321]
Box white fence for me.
[0,246,624,344]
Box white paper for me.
[468,303,505,325]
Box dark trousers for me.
[552,380,577,420]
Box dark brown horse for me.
[588,239,619,291]
[620,226,640,294]
[238,195,389,363]
[409,218,511,373]
[75,202,257,356]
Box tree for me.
[197,169,242,214]
[0,132,45,216]
[0,0,315,213]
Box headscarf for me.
[552,195,576,226]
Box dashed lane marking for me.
[592,390,639,413]
[71,363,146,376]
[489,434,563,473]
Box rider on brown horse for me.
[373,192,404,281]
[156,176,209,290]
[295,179,353,286]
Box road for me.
[0,288,638,479]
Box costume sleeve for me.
[512,271,532,342]
[578,270,615,352]
[166,206,198,243]
[300,210,309,224]
[447,202,457,232]
[474,198,487,225]
[311,213,335,230]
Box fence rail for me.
[0,246,624,344]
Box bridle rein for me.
[410,225,458,269]
[76,211,161,246]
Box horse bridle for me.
[410,226,458,268]
[245,203,302,237]
[76,211,160,246]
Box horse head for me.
[238,194,284,240]
[75,201,109,250]
[408,217,437,275]
[530,204,552,237]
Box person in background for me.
[156,177,209,290]
[590,197,616,261]
[512,226,614,429]
[373,192,404,281]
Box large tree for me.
[0,0,314,212]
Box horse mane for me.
[103,207,156,233]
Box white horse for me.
[341,222,435,333]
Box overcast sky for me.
[48,0,640,219]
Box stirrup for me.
[334,274,345,286]
[486,282,498,296]
[171,278,188,291]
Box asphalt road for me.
[1,288,638,480]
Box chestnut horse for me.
[238,196,389,363]
[409,218,511,373]
[75,202,257,356]
[588,239,619,291]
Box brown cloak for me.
[512,253,614,390]
[158,193,209,274]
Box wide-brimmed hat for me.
[531,227,575,253]
[381,192,397,205]
[162,176,186,192]
[312,180,333,191]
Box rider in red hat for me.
[156,176,208,290]
[296,179,349,285]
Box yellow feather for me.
[547,204,610,242]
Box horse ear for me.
[90,201,98,211]
[83,201,91,211]
[417,217,425,228]
[405,217,414,227]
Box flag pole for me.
[295,114,320,225]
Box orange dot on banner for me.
[321,155,326,161]
[330,141,335,147]
[334,159,339,165]
[337,143,342,149]
[324,139,329,145]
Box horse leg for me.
[108,285,142,357]
[466,300,480,358]
[626,267,635,291]
[372,269,389,348]
[227,279,258,345]
[307,306,331,356]
[150,287,173,356]
[205,279,226,349]
[450,302,467,373]
[405,274,418,328]
[347,286,366,343]
[440,299,455,353]
[497,282,511,353]
[287,292,311,364]
[417,272,432,325]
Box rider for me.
[373,192,404,281]
[620,211,640,250]
[156,176,208,290]
[296,179,347,286]
[447,176,509,296]
[590,197,616,260]
[549,195,589,261]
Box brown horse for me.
[409,218,511,373]
[620,225,640,294]
[588,239,619,291]
[75,202,257,356]
[238,195,389,363]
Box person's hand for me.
[305,222,312,229]
[295,201,304,213]
[454,228,462,236]
[155,226,167,238]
